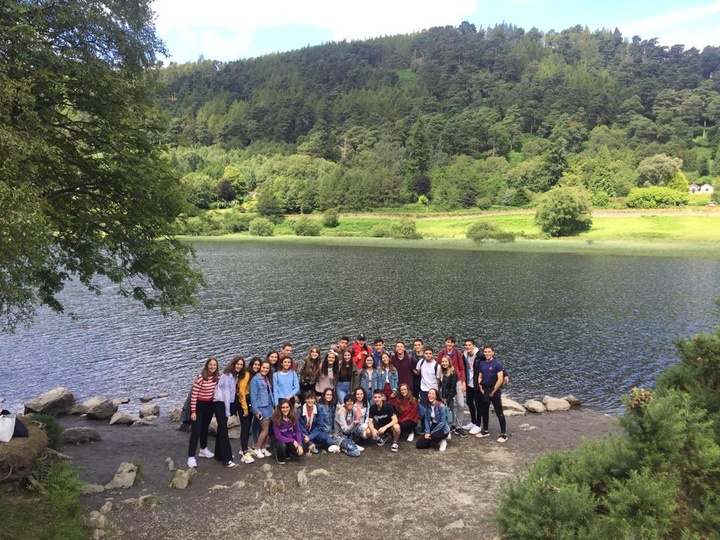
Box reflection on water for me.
[1,242,718,412]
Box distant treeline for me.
[157,22,720,213]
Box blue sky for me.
[152,0,720,64]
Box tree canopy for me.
[0,1,204,332]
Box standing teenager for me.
[336,349,357,403]
[463,339,482,435]
[373,352,399,401]
[437,334,467,435]
[477,344,508,442]
[247,357,262,451]
[273,355,300,406]
[234,356,255,464]
[297,346,321,397]
[250,361,274,459]
[213,358,241,468]
[315,350,338,395]
[415,388,450,452]
[357,354,376,398]
[391,341,413,391]
[187,357,220,468]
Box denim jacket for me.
[250,375,272,414]
[424,401,450,435]
[373,368,398,394]
[316,403,335,434]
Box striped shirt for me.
[190,374,218,413]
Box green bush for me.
[625,186,688,208]
[534,187,593,237]
[293,216,322,236]
[370,224,391,237]
[248,217,275,236]
[390,218,422,239]
[590,190,610,208]
[322,208,340,228]
[466,221,516,243]
[221,211,255,233]
[29,413,63,450]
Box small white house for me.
[699,183,714,194]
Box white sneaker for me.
[328,444,341,453]
[446,431,451,440]
[469,425,482,435]
[462,422,474,430]
[439,440,447,452]
[225,461,237,468]
[262,448,272,457]
[187,456,197,468]
[356,444,365,452]
[198,447,214,458]
[407,432,415,442]
[254,448,265,459]
[241,452,255,464]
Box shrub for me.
[625,186,688,208]
[534,187,593,237]
[466,221,516,243]
[221,211,254,233]
[293,216,322,236]
[370,224,391,237]
[390,218,422,239]
[29,413,63,450]
[322,208,340,228]
[476,196,493,210]
[590,190,610,208]
[248,217,275,236]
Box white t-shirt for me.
[419,360,439,392]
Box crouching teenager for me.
[299,390,334,453]
[368,389,401,452]
[415,388,450,452]
[332,394,363,457]
[271,399,304,464]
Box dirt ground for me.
[58,408,621,540]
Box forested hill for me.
[157,22,720,214]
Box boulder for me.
[297,469,308,488]
[86,400,118,421]
[82,484,106,494]
[228,427,241,439]
[500,397,526,416]
[139,396,153,403]
[131,418,154,427]
[139,404,159,418]
[109,412,140,426]
[169,468,196,489]
[562,395,582,407]
[0,420,48,488]
[157,393,169,398]
[63,427,102,445]
[0,397,4,403]
[524,400,547,413]
[24,387,75,416]
[169,407,182,422]
[99,501,113,514]
[543,396,571,412]
[70,396,103,415]
[86,510,107,529]
[104,462,137,490]
[112,397,130,406]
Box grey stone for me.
[139,404,159,418]
[543,396,571,412]
[297,469,308,488]
[157,393,169,398]
[86,510,107,529]
[169,407,182,422]
[139,396,153,403]
[82,484,106,494]
[63,427,102,445]
[70,396,103,415]
[87,400,118,421]
[24,387,75,416]
[562,395,582,407]
[104,462,138,490]
[524,400,546,413]
[500,397,526,416]
[169,468,196,489]
[98,501,113,514]
[109,412,140,425]
[165,457,175,471]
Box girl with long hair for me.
[373,352,399,400]
[234,356,255,464]
[272,355,300,406]
[266,350,280,373]
[212,357,242,468]
[297,346,321,397]
[390,382,419,442]
[336,349,357,403]
[187,357,220,468]
[315,350,338,395]
[247,357,263,449]
[250,361,273,459]
[438,355,457,436]
[415,388,450,452]
[357,354,376,398]
[271,398,304,464]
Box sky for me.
[152,0,720,64]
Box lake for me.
[1,241,718,413]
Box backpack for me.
[417,359,440,380]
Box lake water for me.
[1,242,718,413]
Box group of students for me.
[186,334,508,468]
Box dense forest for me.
[156,22,720,217]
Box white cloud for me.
[621,1,720,47]
[152,0,477,61]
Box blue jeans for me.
[336,381,351,403]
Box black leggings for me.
[238,411,252,453]
[466,385,480,426]
[212,401,233,463]
[480,388,506,434]
[188,400,215,457]
[415,429,448,449]
[273,440,300,460]
[399,419,417,435]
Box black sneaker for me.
[275,453,286,465]
[375,434,389,446]
[453,427,468,438]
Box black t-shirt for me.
[369,402,396,429]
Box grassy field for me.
[190,208,720,258]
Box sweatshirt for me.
[272,418,302,445]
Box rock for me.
[563,395,582,407]
[86,510,107,529]
[70,396,103,415]
[82,484,106,494]
[260,463,272,473]
[500,397,526,416]
[113,397,130,406]
[157,393,169,398]
[209,484,229,491]
[231,481,246,489]
[524,399,547,413]
[24,387,75,416]
[227,415,239,429]
[92,528,106,540]
[104,462,138,490]
[99,501,113,514]
[131,418,154,427]
[169,407,182,422]
[86,400,118,421]
[44,447,72,463]
[263,478,285,496]
[309,468,330,477]
[139,404,159,418]
[139,396,153,403]
[543,396,571,412]
[297,469,308,488]
[228,427,241,439]
[165,457,175,471]
[63,427,102,445]
[444,519,465,530]
[135,495,161,508]
[169,468,196,489]
[109,412,140,425]
[0,397,4,403]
